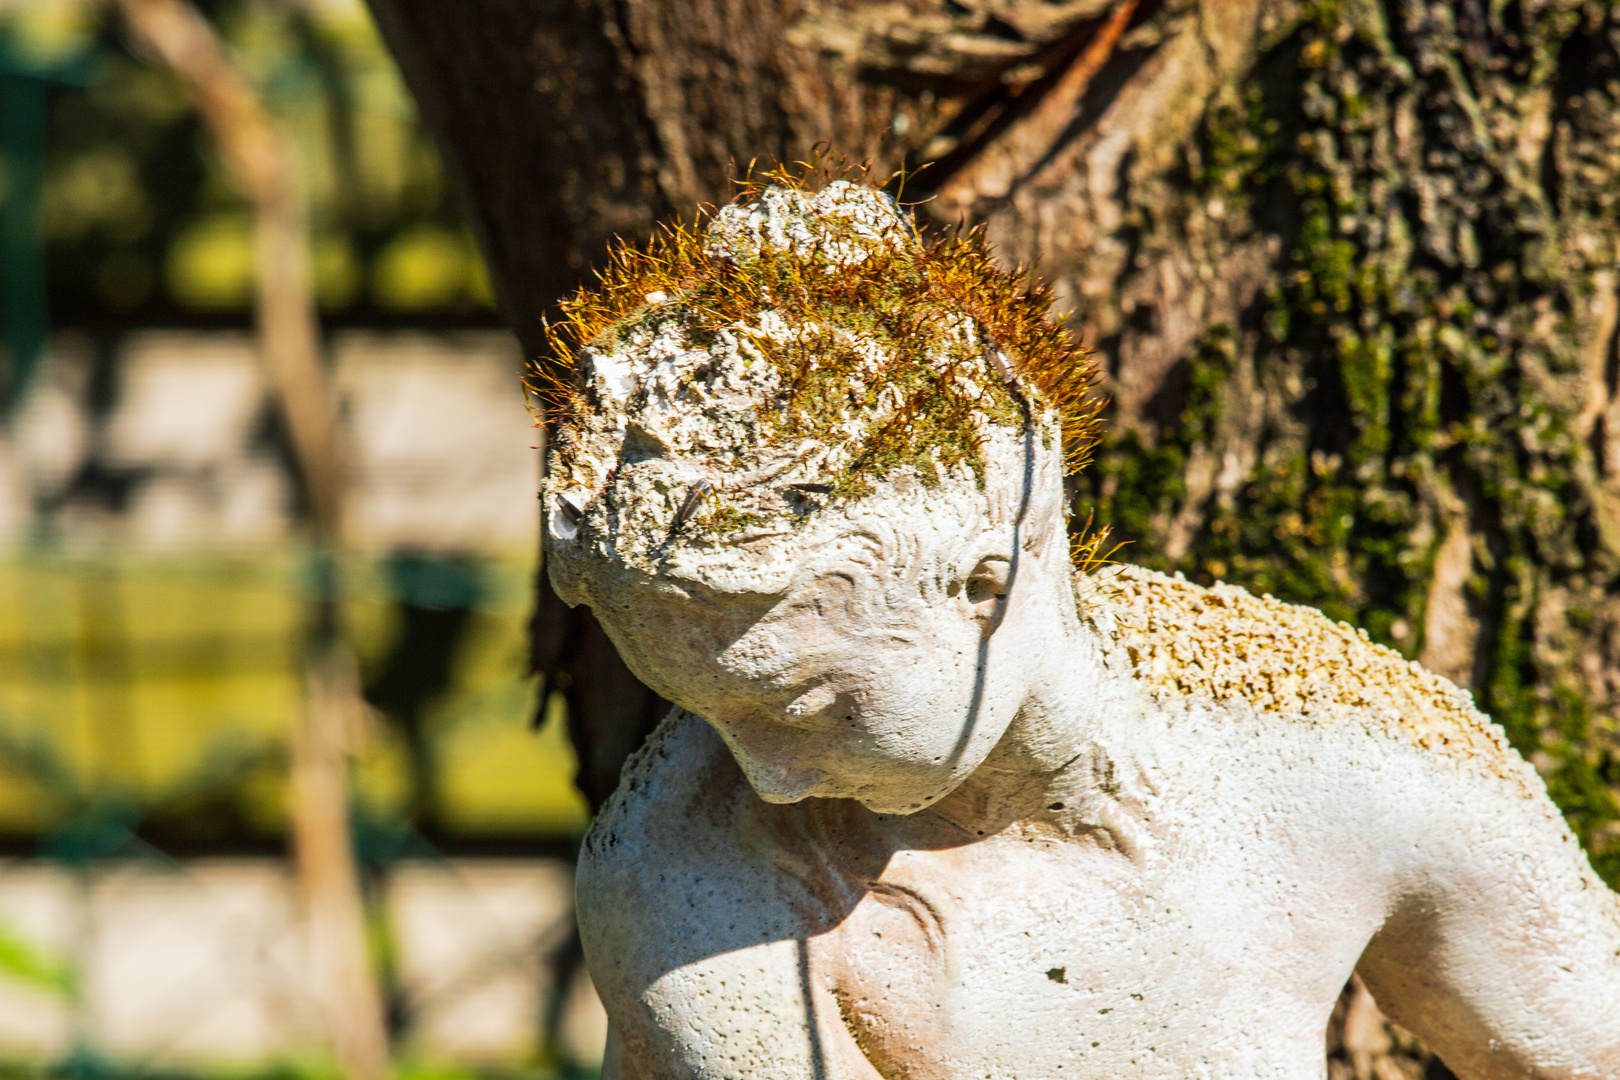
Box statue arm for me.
[1354,759,1620,1078]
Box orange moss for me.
[1070,511,1123,576]
[530,158,1103,516]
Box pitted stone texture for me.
[701,181,915,264]
[1079,564,1535,786]
[547,310,796,585]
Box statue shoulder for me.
[581,706,746,872]
[1073,563,1531,784]
[576,707,856,1055]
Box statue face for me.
[561,473,1040,813]
[538,180,1091,813]
[547,414,1069,814]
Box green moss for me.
[1196,85,1278,200]
[1076,325,1233,572]
[690,502,767,538]
[1080,0,1620,881]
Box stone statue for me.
[540,176,1620,1079]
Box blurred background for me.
[0,0,602,1076]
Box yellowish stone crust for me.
[1079,564,1532,785]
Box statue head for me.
[539,173,1100,814]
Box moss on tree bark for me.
[1068,0,1620,884]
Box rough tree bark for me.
[365,0,1620,1072]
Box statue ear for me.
[965,556,1012,625]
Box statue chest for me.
[808,832,1345,1079]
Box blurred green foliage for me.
[27,0,493,325]
[0,923,73,999]
[0,551,588,843]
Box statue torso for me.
[579,707,1409,1080]
[576,568,1569,1080]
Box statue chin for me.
[744,770,948,816]
[720,728,966,814]
[735,759,832,804]
[745,753,971,816]
[850,791,947,816]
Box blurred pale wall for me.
[0,857,607,1067]
[4,329,538,552]
[0,330,582,838]
[0,330,602,1070]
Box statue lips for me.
[705,652,861,735]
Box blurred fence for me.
[4,330,539,552]
[0,858,603,1068]
[0,549,584,840]
[0,330,596,1073]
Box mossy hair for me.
[531,160,1105,550]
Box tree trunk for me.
[367,0,1620,1071]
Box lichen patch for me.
[1078,564,1532,783]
